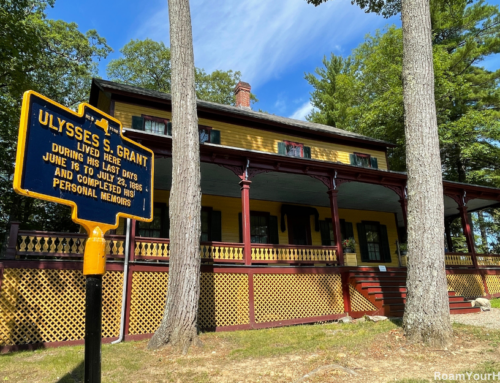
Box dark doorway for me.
[287,215,312,245]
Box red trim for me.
[240,180,252,265]
[341,271,351,314]
[328,189,344,265]
[248,270,256,326]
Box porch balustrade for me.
[7,224,500,269]
[251,244,337,263]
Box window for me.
[144,115,168,135]
[239,212,279,244]
[277,141,311,158]
[320,219,354,246]
[250,213,269,244]
[199,125,212,143]
[364,222,381,260]
[349,153,378,169]
[200,207,222,242]
[137,205,168,238]
[356,221,391,262]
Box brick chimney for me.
[234,81,251,109]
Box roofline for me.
[90,78,396,149]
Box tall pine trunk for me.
[402,0,452,346]
[148,0,202,353]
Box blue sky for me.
[47,0,500,120]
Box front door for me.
[287,215,312,245]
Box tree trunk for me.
[148,0,202,353]
[477,211,488,252]
[401,0,452,346]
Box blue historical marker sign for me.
[14,91,154,227]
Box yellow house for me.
[1,79,499,351]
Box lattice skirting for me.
[0,268,123,346]
[485,275,500,295]
[447,274,485,298]
[349,285,377,312]
[253,274,344,323]
[128,272,250,335]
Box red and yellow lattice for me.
[128,272,250,335]
[0,268,123,346]
[349,284,377,312]
[253,274,344,323]
[447,274,485,298]
[485,275,500,295]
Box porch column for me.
[458,206,478,268]
[5,221,20,259]
[327,189,344,266]
[444,218,454,252]
[240,180,252,265]
[399,198,408,229]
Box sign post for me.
[13,91,154,383]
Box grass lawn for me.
[1,320,500,382]
[491,298,500,309]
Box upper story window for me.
[132,115,170,135]
[131,115,220,144]
[349,153,378,169]
[277,141,311,159]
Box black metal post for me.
[85,275,102,383]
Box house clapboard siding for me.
[112,100,388,170]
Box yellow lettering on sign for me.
[39,110,49,125]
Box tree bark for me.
[401,0,452,346]
[148,0,202,353]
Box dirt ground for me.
[123,325,500,383]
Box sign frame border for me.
[13,90,154,233]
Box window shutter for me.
[161,206,170,238]
[349,153,356,165]
[268,215,279,244]
[210,129,221,144]
[132,116,144,130]
[339,219,346,241]
[345,222,354,239]
[167,122,172,136]
[319,220,331,246]
[370,157,378,169]
[303,146,311,159]
[238,212,242,243]
[357,223,369,262]
[210,210,222,242]
[379,224,392,263]
[277,142,286,155]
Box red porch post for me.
[327,189,344,266]
[444,218,454,252]
[240,180,252,265]
[129,219,136,262]
[458,206,478,268]
[5,222,20,259]
[399,198,408,229]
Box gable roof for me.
[90,78,395,148]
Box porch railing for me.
[445,253,474,267]
[251,244,337,263]
[477,254,500,267]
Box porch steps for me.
[349,271,481,317]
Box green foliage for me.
[305,0,401,18]
[107,38,257,105]
[306,0,500,185]
[0,0,111,249]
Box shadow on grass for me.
[56,360,84,383]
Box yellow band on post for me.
[83,226,107,276]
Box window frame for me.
[284,140,304,158]
[353,152,372,168]
[141,114,169,135]
[250,211,270,244]
[362,220,382,262]
[136,202,167,238]
[200,206,213,242]
[198,125,213,143]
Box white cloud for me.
[289,101,314,121]
[135,0,387,89]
